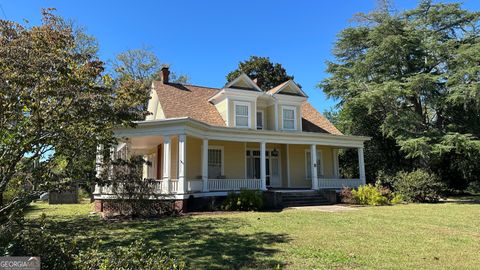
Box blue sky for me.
[2,0,479,113]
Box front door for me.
[269,152,281,187]
[246,149,281,188]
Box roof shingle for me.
[154,81,342,135]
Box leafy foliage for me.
[0,9,145,223]
[393,169,445,203]
[226,56,294,90]
[320,1,480,189]
[101,155,173,217]
[2,215,77,269]
[351,184,389,206]
[222,189,264,211]
[341,184,403,205]
[1,216,186,270]
[113,48,189,84]
[75,240,186,270]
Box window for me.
[256,110,264,130]
[306,150,323,179]
[234,101,250,128]
[208,147,223,179]
[282,106,296,130]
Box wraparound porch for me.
[94,134,366,199]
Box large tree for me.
[320,0,480,188]
[226,56,294,90]
[112,48,189,84]
[0,10,146,219]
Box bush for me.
[351,184,389,206]
[3,216,77,269]
[466,181,480,195]
[390,193,404,204]
[339,187,356,204]
[2,216,186,270]
[394,169,445,202]
[75,240,186,270]
[221,189,263,211]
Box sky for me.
[1,0,479,113]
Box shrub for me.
[339,187,356,204]
[394,169,445,202]
[3,216,77,269]
[466,181,480,195]
[75,240,186,270]
[390,193,404,204]
[221,189,263,211]
[351,184,389,206]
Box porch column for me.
[178,134,187,194]
[162,135,171,193]
[332,149,339,178]
[358,147,366,185]
[260,142,267,191]
[202,139,209,192]
[310,144,319,190]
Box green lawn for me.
[26,200,480,270]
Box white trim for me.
[256,109,265,130]
[207,145,225,177]
[233,101,251,128]
[226,97,230,126]
[274,99,279,131]
[115,117,370,148]
[202,139,209,192]
[281,105,297,131]
[177,134,187,193]
[269,80,309,98]
[224,73,263,92]
[244,142,247,179]
[260,142,267,190]
[286,144,290,187]
[332,149,339,178]
[358,147,366,185]
[305,149,324,178]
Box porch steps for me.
[281,191,331,207]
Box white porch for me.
[94,118,368,199]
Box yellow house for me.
[94,67,369,209]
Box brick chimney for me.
[160,65,170,83]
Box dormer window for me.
[234,101,250,128]
[282,106,296,130]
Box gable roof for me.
[225,73,263,92]
[267,80,308,97]
[301,102,342,135]
[154,82,226,126]
[153,81,342,135]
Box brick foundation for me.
[94,199,188,218]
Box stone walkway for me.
[287,204,359,212]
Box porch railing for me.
[187,179,203,192]
[318,178,362,189]
[208,178,262,191]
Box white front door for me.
[246,149,282,188]
[269,154,281,187]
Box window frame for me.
[233,101,251,128]
[305,149,324,179]
[206,145,224,178]
[281,106,297,130]
[256,109,265,130]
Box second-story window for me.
[256,111,264,130]
[282,106,296,130]
[234,101,250,128]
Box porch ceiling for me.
[128,136,163,149]
[115,117,370,148]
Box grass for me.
[26,200,480,270]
